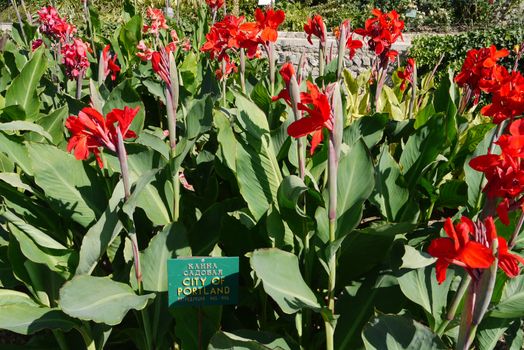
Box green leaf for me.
[28,143,106,227]
[477,317,511,350]
[490,275,524,319]
[29,106,68,145]
[209,330,292,350]
[139,223,191,292]
[250,248,321,314]
[0,304,78,335]
[374,145,410,222]
[399,115,447,189]
[5,47,47,121]
[343,114,388,149]
[399,245,436,269]
[0,172,33,192]
[277,175,308,214]
[185,95,213,140]
[337,139,374,232]
[362,314,447,350]
[172,306,221,350]
[75,182,125,275]
[0,132,33,175]
[0,121,52,141]
[103,79,145,135]
[119,15,142,60]
[397,266,453,330]
[59,275,155,326]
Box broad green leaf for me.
[5,47,47,121]
[374,145,410,222]
[172,306,221,350]
[29,106,68,145]
[399,115,446,189]
[343,114,388,149]
[0,131,33,175]
[0,289,39,306]
[250,248,321,314]
[362,314,447,350]
[0,121,52,141]
[0,172,32,192]
[185,95,213,140]
[28,143,105,227]
[277,175,308,214]
[399,245,436,269]
[490,275,524,318]
[76,182,125,275]
[138,223,191,292]
[103,79,145,135]
[118,15,142,60]
[397,266,453,330]
[60,275,155,326]
[477,317,511,350]
[215,110,237,173]
[7,221,72,275]
[0,304,78,335]
[209,330,292,350]
[2,209,66,250]
[337,222,416,283]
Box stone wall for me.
[275,31,414,76]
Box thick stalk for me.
[240,48,246,94]
[289,72,305,179]
[318,43,325,77]
[436,274,472,336]
[325,132,338,350]
[221,59,227,106]
[269,42,275,96]
[408,63,417,119]
[510,211,524,249]
[167,52,180,221]
[336,27,347,80]
[9,0,27,45]
[456,283,476,350]
[76,73,83,100]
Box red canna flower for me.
[397,58,415,91]
[32,39,43,51]
[428,217,495,284]
[485,217,524,277]
[65,106,139,168]
[101,45,120,81]
[345,34,363,59]
[304,15,326,45]
[205,0,224,11]
[137,40,154,61]
[37,6,76,41]
[355,8,404,66]
[252,8,285,43]
[61,38,90,80]
[272,62,296,105]
[455,45,509,104]
[143,7,169,35]
[480,68,524,124]
[215,57,237,80]
[287,81,333,155]
[202,15,245,61]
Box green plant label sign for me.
[167,257,239,307]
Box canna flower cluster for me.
[201,8,285,79]
[470,119,524,224]
[304,15,326,46]
[37,6,76,41]
[65,107,139,168]
[397,57,415,91]
[274,64,333,155]
[143,7,169,36]
[455,45,509,105]
[429,216,524,284]
[101,45,121,81]
[36,6,96,80]
[355,9,404,67]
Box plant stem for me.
[141,308,154,350]
[52,330,69,350]
[319,43,325,78]
[240,48,246,94]
[456,283,476,350]
[77,325,96,350]
[269,42,275,97]
[221,59,227,106]
[10,0,27,45]
[436,274,471,336]
[509,210,524,249]
[408,62,417,119]
[76,73,83,100]
[325,132,338,350]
